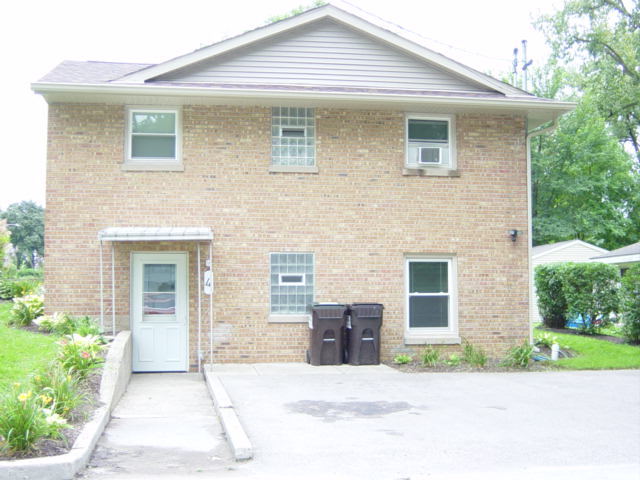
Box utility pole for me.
[512,48,519,88]
[521,39,533,91]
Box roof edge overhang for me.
[32,82,575,129]
[532,240,609,260]
[98,227,213,242]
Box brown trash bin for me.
[307,304,347,366]
[347,303,383,365]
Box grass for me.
[536,327,640,370]
[0,302,59,389]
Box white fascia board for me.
[593,254,640,264]
[113,4,518,96]
[31,82,576,115]
[532,240,609,260]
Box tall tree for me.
[531,91,640,249]
[1,202,44,268]
[536,0,640,161]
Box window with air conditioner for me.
[406,116,455,169]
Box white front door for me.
[131,252,188,372]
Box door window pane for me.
[144,264,176,315]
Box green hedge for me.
[535,262,620,332]
[534,263,568,328]
[621,264,640,343]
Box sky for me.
[0,0,562,210]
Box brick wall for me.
[45,103,529,366]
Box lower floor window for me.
[270,253,314,314]
[406,257,456,334]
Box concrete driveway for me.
[213,366,640,479]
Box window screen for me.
[408,260,450,329]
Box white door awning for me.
[98,227,213,242]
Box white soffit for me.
[98,227,213,242]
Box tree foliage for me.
[267,1,326,23]
[531,90,640,249]
[536,0,640,161]
[0,202,44,268]
[621,263,640,343]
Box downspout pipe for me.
[525,118,558,344]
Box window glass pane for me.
[409,119,448,142]
[144,264,176,292]
[143,264,176,315]
[132,112,176,134]
[272,108,315,166]
[132,136,176,158]
[270,253,314,313]
[409,296,448,328]
[410,262,448,293]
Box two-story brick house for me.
[33,4,572,371]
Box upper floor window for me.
[127,108,181,163]
[271,107,315,167]
[406,115,455,169]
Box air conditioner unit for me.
[417,146,441,165]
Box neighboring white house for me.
[531,240,609,323]
[591,241,640,275]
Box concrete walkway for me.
[77,373,233,479]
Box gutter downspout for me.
[526,118,558,344]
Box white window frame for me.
[404,256,459,344]
[405,114,456,170]
[125,107,182,167]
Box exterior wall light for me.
[509,229,519,242]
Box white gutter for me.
[525,118,559,343]
[31,82,576,112]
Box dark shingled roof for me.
[39,60,153,84]
[591,242,640,259]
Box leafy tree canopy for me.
[0,202,44,268]
[267,0,326,23]
[535,0,640,161]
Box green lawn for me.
[536,327,640,370]
[0,302,59,389]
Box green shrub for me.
[561,262,620,334]
[0,274,40,300]
[36,312,102,337]
[393,354,412,365]
[421,347,440,366]
[445,354,461,366]
[461,341,487,367]
[501,342,534,368]
[534,263,568,328]
[9,295,44,327]
[31,364,86,419]
[534,332,559,349]
[620,264,640,344]
[0,383,63,452]
[16,268,43,280]
[57,334,105,379]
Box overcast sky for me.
[0,0,561,210]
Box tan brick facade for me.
[45,103,529,367]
